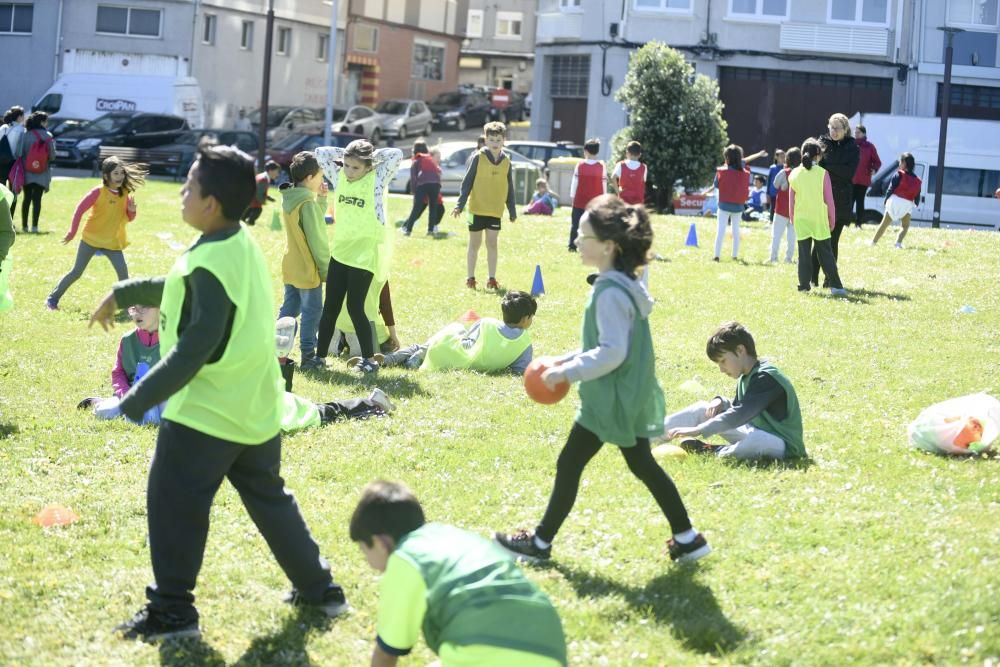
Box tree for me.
[614,42,728,212]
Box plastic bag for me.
[908,393,1000,455]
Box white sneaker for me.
[894,241,903,249]
[368,388,395,414]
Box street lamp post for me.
[932,27,963,229]
[257,0,275,169]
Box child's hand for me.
[665,426,701,441]
[319,181,329,196]
[89,292,119,332]
[705,397,725,418]
[126,196,137,215]
[540,366,567,391]
[61,233,73,245]
[451,206,462,219]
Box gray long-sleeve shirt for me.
[455,148,518,220]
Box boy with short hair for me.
[612,140,647,206]
[743,174,769,221]
[279,151,330,370]
[453,122,517,291]
[379,290,536,374]
[350,480,567,667]
[243,160,280,225]
[90,144,347,643]
[659,321,805,460]
[569,138,607,251]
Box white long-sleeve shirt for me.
[315,146,403,227]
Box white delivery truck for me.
[851,113,1000,231]
[33,49,204,128]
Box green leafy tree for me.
[614,42,728,211]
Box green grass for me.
[1,177,998,666]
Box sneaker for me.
[466,277,477,289]
[284,584,350,619]
[77,397,101,410]
[347,353,384,368]
[44,297,59,311]
[486,277,499,290]
[493,529,551,563]
[300,354,327,371]
[830,287,848,297]
[894,241,903,249]
[351,358,380,375]
[679,439,716,454]
[31,226,38,234]
[400,226,412,237]
[427,226,438,235]
[712,257,720,262]
[667,533,712,564]
[368,388,396,414]
[567,246,578,253]
[114,606,200,642]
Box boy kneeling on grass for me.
[659,321,806,460]
[350,480,568,667]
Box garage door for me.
[718,67,892,154]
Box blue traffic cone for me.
[270,207,282,231]
[531,264,545,296]
[685,222,698,247]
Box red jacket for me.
[716,166,750,205]
[852,139,882,186]
[616,161,646,205]
[774,167,791,218]
[573,161,606,209]
[890,170,921,201]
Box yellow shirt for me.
[82,186,131,250]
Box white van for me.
[851,113,1000,231]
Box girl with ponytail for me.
[788,139,847,295]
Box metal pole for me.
[933,27,961,229]
[323,0,339,146]
[257,0,275,169]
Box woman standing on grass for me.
[814,113,859,287]
[17,111,55,233]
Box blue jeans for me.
[278,284,323,355]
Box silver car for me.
[299,105,384,143]
[377,99,432,140]
[389,142,537,195]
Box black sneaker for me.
[679,439,716,455]
[284,584,350,618]
[493,530,551,563]
[667,534,712,564]
[114,606,200,642]
[77,397,101,410]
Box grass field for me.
[0,176,998,666]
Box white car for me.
[389,142,537,195]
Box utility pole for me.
[257,0,275,169]
[323,0,339,146]
[932,27,963,229]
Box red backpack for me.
[25,131,52,174]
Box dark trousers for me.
[317,397,384,423]
[20,183,43,229]
[811,221,844,287]
[535,422,693,543]
[146,419,333,621]
[851,184,868,227]
[403,182,443,233]
[317,257,375,359]
[242,206,263,226]
[569,207,584,249]
[799,237,842,291]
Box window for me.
[412,38,445,80]
[496,11,523,39]
[927,166,999,197]
[202,14,216,45]
[947,0,999,27]
[635,0,693,12]
[729,0,788,20]
[354,23,377,52]
[0,3,33,33]
[317,33,329,61]
[829,0,889,25]
[96,6,162,37]
[560,0,582,10]
[466,9,483,38]
[277,26,291,55]
[550,55,590,97]
[937,83,1000,120]
[241,20,253,50]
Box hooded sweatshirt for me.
[281,186,330,288]
[556,270,654,383]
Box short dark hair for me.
[584,137,601,155]
[753,174,765,185]
[265,160,280,172]
[899,152,915,173]
[3,106,24,124]
[706,321,757,361]
[856,124,867,135]
[501,290,537,325]
[349,480,426,546]
[412,139,429,155]
[195,144,256,221]
[585,194,653,278]
[784,147,801,169]
[25,111,48,131]
[289,151,320,185]
[724,144,743,167]
[626,140,642,157]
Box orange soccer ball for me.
[524,359,570,405]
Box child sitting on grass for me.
[377,290,535,374]
[524,178,558,216]
[659,321,805,460]
[350,480,568,667]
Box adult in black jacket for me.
[814,113,859,287]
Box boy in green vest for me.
[89,145,348,642]
[659,321,806,460]
[452,121,517,291]
[350,480,568,667]
[377,290,535,373]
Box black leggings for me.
[535,422,692,543]
[317,258,375,359]
[403,182,443,233]
[21,183,44,229]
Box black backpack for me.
[0,132,13,168]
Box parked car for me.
[504,141,584,168]
[150,129,259,175]
[377,99,432,140]
[488,90,528,124]
[48,117,88,137]
[389,142,537,195]
[265,130,365,175]
[53,111,189,168]
[299,105,383,143]
[428,91,491,131]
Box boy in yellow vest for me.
[279,151,330,370]
[377,290,535,373]
[90,144,348,643]
[452,121,517,291]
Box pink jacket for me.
[111,329,159,398]
[852,139,882,187]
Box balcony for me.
[536,11,584,42]
[779,23,891,58]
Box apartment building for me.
[455,0,536,93]
[0,0,61,114]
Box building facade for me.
[454,0,536,94]
[0,0,61,116]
